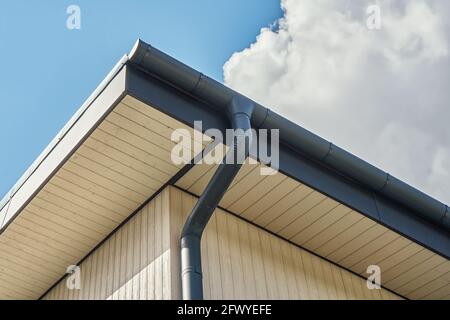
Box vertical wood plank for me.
[43,186,403,301]
[216,211,234,299]
[139,204,148,300]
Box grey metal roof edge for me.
[0,54,130,214]
[128,39,450,233]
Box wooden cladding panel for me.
[43,187,402,300]
[43,189,173,300]
[0,95,209,299]
[176,160,449,300]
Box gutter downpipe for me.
[180,95,254,300]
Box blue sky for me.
[0,1,282,199]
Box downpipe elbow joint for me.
[227,95,255,122]
[180,94,255,300]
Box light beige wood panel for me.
[350,237,416,275]
[175,146,450,301]
[89,129,178,176]
[289,204,352,245]
[0,66,127,237]
[43,186,402,300]
[240,178,300,222]
[384,254,447,291]
[39,166,449,302]
[176,161,213,191]
[398,262,450,299]
[253,184,315,227]
[227,173,287,215]
[337,230,399,268]
[33,191,115,234]
[174,158,448,299]
[276,197,339,238]
[121,95,211,147]
[176,160,259,201]
[219,164,267,209]
[42,189,173,300]
[0,95,210,300]
[175,165,450,301]
[171,187,401,300]
[421,283,450,300]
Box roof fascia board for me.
[0,62,129,234]
[125,61,228,133]
[125,65,450,259]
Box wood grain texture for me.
[176,160,450,300]
[0,95,207,300]
[43,187,402,300]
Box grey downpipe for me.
[180,96,254,300]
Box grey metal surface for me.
[180,96,254,299]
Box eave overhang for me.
[0,40,448,300]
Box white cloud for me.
[224,0,450,204]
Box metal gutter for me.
[128,39,450,232]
